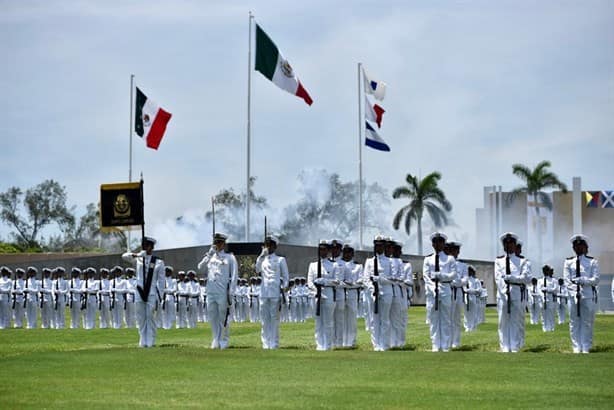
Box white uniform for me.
[463,275,481,332]
[494,254,531,352]
[110,276,125,329]
[423,251,457,352]
[528,281,543,325]
[176,280,190,329]
[450,261,468,348]
[198,249,238,349]
[388,257,407,349]
[188,280,200,328]
[38,275,53,328]
[341,260,362,348]
[564,254,599,353]
[161,276,177,329]
[541,276,557,332]
[308,258,337,351]
[24,277,39,329]
[124,277,137,328]
[0,275,12,329]
[52,277,68,329]
[98,278,112,329]
[11,277,26,328]
[83,278,99,330]
[479,284,488,324]
[256,251,289,349]
[363,254,394,351]
[249,283,260,323]
[122,251,165,347]
[331,257,347,348]
[68,277,83,329]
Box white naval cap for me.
[318,239,331,247]
[26,266,38,273]
[447,240,462,248]
[373,234,387,243]
[393,240,404,248]
[570,234,589,246]
[516,239,523,247]
[265,234,279,244]
[430,232,448,241]
[142,236,157,245]
[499,232,519,243]
[213,232,228,242]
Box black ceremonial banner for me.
[100,182,143,229]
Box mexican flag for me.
[255,24,313,106]
[134,87,172,150]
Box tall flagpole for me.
[358,63,363,250]
[128,74,134,251]
[245,12,253,242]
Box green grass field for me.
[1,308,613,409]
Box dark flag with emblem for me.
[134,87,172,150]
[255,23,313,106]
[100,182,144,230]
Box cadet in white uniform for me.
[363,235,395,351]
[463,266,481,332]
[256,235,289,349]
[198,233,238,349]
[175,271,189,329]
[540,265,557,332]
[124,268,137,328]
[249,277,260,323]
[161,266,177,330]
[423,232,457,352]
[52,267,68,329]
[68,268,83,329]
[389,241,412,349]
[308,240,337,351]
[187,270,200,328]
[528,277,543,325]
[82,268,99,330]
[0,267,12,329]
[495,232,531,353]
[339,244,362,348]
[12,268,26,328]
[38,268,53,329]
[122,236,165,348]
[24,267,39,329]
[110,266,124,329]
[447,241,468,349]
[564,234,599,354]
[98,268,112,329]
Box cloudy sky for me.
[1,0,612,255]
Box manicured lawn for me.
[1,308,612,409]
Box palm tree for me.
[509,160,568,263]
[392,172,452,255]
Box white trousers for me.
[259,297,281,349]
[314,299,335,351]
[371,293,392,351]
[427,294,452,351]
[25,301,38,329]
[450,289,464,347]
[207,295,230,349]
[136,299,157,347]
[0,300,10,329]
[497,298,525,352]
[541,296,556,332]
[344,296,359,347]
[568,298,596,353]
[13,302,25,328]
[333,296,345,348]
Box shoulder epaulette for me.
[518,255,525,259]
[566,256,575,260]
[586,255,594,259]
[497,255,505,258]
[402,260,410,264]
[425,253,434,257]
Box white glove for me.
[259,247,269,257]
[207,246,216,256]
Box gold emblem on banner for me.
[113,194,131,218]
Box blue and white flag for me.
[362,67,386,101]
[365,121,390,151]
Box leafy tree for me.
[202,176,268,241]
[508,160,568,263]
[280,170,390,247]
[392,172,452,255]
[0,180,74,249]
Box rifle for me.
[575,257,581,317]
[23,277,28,309]
[372,252,379,314]
[97,278,102,311]
[39,277,45,309]
[544,275,548,310]
[11,277,17,310]
[161,280,166,311]
[111,277,116,310]
[315,248,322,317]
[69,278,74,309]
[223,280,231,327]
[54,277,59,311]
[505,254,511,315]
[81,278,88,311]
[434,253,439,312]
